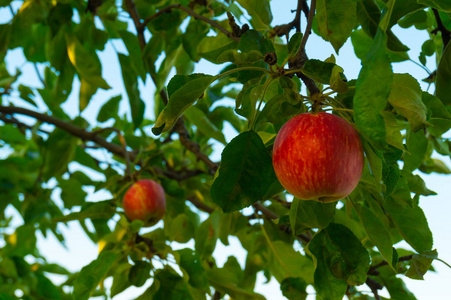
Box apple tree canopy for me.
[0,0,451,299]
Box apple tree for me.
[1,0,451,299]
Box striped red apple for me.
[272,112,364,202]
[122,179,166,226]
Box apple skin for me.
[123,179,166,226]
[272,112,364,202]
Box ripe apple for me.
[272,112,364,202]
[123,179,166,226]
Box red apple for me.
[123,179,166,226]
[272,112,364,202]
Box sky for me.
[1,0,451,299]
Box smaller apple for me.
[123,179,166,226]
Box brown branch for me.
[271,0,304,38]
[432,9,450,48]
[174,119,219,174]
[186,195,215,213]
[288,0,320,97]
[253,202,279,220]
[141,4,239,42]
[299,0,316,53]
[0,106,131,159]
[365,277,383,300]
[0,114,50,134]
[123,0,145,49]
[367,254,413,275]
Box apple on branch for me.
[122,179,166,226]
[272,112,364,203]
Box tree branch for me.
[432,8,450,48]
[365,277,383,300]
[0,113,50,134]
[367,254,413,275]
[141,4,240,42]
[288,0,320,97]
[0,106,130,159]
[299,0,316,51]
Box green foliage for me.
[0,0,450,299]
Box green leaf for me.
[316,0,357,52]
[406,249,438,280]
[73,251,118,300]
[53,200,116,222]
[381,111,405,150]
[129,261,152,287]
[403,128,428,173]
[4,225,37,257]
[18,84,37,107]
[184,106,227,145]
[217,49,264,65]
[97,95,122,123]
[350,29,409,63]
[383,181,433,253]
[398,9,428,29]
[35,273,62,300]
[119,30,146,80]
[183,19,209,62]
[280,277,308,300]
[267,240,314,283]
[418,0,451,12]
[238,30,275,54]
[388,74,428,131]
[210,131,276,213]
[58,178,87,209]
[310,223,370,288]
[378,269,417,300]
[235,0,272,30]
[406,174,436,196]
[65,33,110,90]
[288,32,303,58]
[42,128,77,181]
[79,78,98,112]
[118,53,145,128]
[290,199,336,233]
[308,232,347,300]
[150,267,200,300]
[166,213,197,243]
[195,211,220,260]
[422,92,451,137]
[176,248,209,291]
[350,194,394,270]
[197,34,239,64]
[206,268,266,300]
[153,74,214,135]
[354,30,393,149]
[257,94,303,126]
[436,42,451,105]
[302,59,336,84]
[419,158,451,174]
[330,65,348,93]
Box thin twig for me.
[365,277,383,300]
[432,9,451,48]
[0,105,130,158]
[142,4,240,42]
[367,255,413,275]
[33,64,46,87]
[0,114,50,134]
[299,0,316,52]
